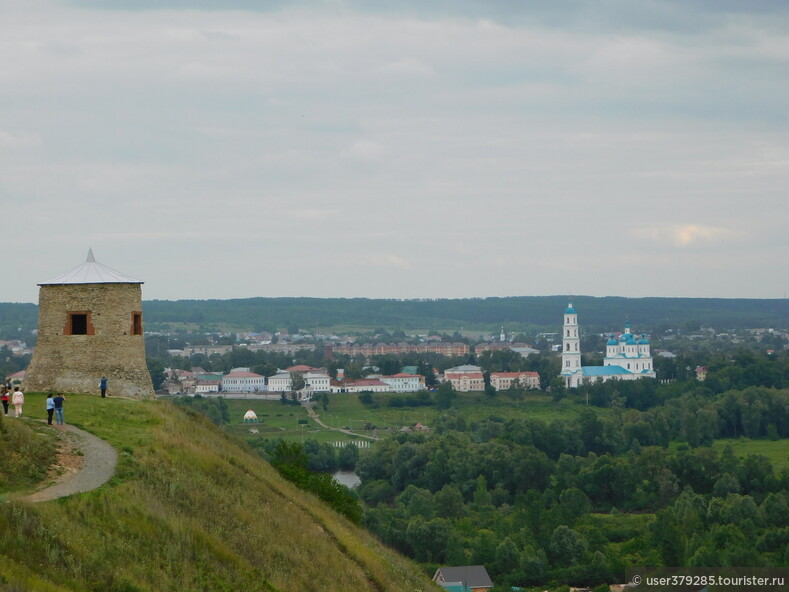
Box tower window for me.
[132,312,143,336]
[65,311,94,335]
[72,314,87,334]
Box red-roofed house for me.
[285,365,319,373]
[443,365,484,392]
[5,370,25,385]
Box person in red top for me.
[1,387,9,415]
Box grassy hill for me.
[0,395,438,592]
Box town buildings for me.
[441,366,541,392]
[475,342,536,357]
[244,342,316,355]
[182,344,234,356]
[329,341,470,358]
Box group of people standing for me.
[0,376,107,425]
[1,383,66,425]
[0,376,108,425]
[1,384,26,417]
[46,392,66,425]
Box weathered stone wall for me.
[25,283,154,398]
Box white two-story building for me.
[378,373,425,392]
[220,368,266,393]
[267,372,292,392]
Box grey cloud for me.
[66,0,789,33]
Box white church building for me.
[560,302,656,388]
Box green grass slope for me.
[0,395,438,592]
[0,412,59,492]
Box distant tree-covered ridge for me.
[140,296,789,332]
[3,296,788,338]
[0,302,37,341]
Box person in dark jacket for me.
[53,393,65,425]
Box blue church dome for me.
[565,303,576,314]
[607,334,618,346]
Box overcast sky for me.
[3,0,788,303]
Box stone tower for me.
[24,250,154,398]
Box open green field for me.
[712,437,789,472]
[214,390,599,447]
[326,390,597,427]
[219,399,363,445]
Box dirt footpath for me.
[19,423,118,503]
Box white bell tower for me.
[561,302,581,375]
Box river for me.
[332,470,361,488]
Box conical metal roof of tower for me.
[39,249,143,285]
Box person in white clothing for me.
[11,387,24,417]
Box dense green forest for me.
[353,356,789,588]
[0,302,37,342]
[2,297,788,341]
